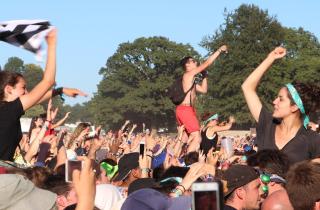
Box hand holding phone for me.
[65,160,83,183]
[192,181,224,210]
[139,142,145,156]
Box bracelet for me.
[52,87,63,97]
[171,188,183,197]
[141,168,152,173]
[146,154,153,159]
[176,184,186,192]
[217,49,222,53]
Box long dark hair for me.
[0,70,23,102]
[286,81,320,115]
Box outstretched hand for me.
[63,88,88,98]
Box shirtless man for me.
[176,45,227,152]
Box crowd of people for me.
[1,29,320,210]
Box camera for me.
[194,71,208,84]
[194,73,204,84]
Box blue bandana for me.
[204,113,219,125]
[285,83,310,128]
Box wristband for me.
[52,87,63,97]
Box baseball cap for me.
[94,184,122,210]
[222,165,259,197]
[128,178,157,195]
[113,152,139,182]
[0,174,57,210]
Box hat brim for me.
[113,168,131,182]
[224,186,237,198]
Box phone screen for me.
[192,182,222,210]
[194,191,218,210]
[139,143,145,156]
[65,160,82,183]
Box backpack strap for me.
[187,79,196,107]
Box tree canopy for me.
[199,4,320,126]
[91,36,200,129]
[2,4,319,129]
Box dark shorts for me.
[175,105,200,134]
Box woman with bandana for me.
[200,113,235,155]
[242,46,320,164]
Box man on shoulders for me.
[176,45,227,152]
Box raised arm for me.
[51,112,71,129]
[20,29,57,111]
[36,87,87,105]
[190,45,227,76]
[195,77,208,94]
[208,116,235,134]
[241,47,286,122]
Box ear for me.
[235,187,245,200]
[290,104,300,113]
[4,85,13,95]
[56,195,67,208]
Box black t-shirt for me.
[0,99,24,161]
[256,107,320,165]
[200,128,218,155]
[223,204,237,210]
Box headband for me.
[285,83,310,128]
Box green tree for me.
[24,104,45,118]
[23,64,43,91]
[3,57,25,73]
[200,4,320,126]
[91,36,200,129]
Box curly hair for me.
[286,81,320,115]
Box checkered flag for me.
[0,20,54,60]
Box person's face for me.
[208,119,218,126]
[272,87,298,119]
[132,167,142,180]
[185,58,198,71]
[35,118,44,127]
[56,188,77,210]
[243,179,261,210]
[99,166,111,184]
[6,77,27,101]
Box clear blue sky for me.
[1,1,319,105]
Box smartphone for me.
[65,160,83,183]
[192,182,224,210]
[139,142,145,156]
